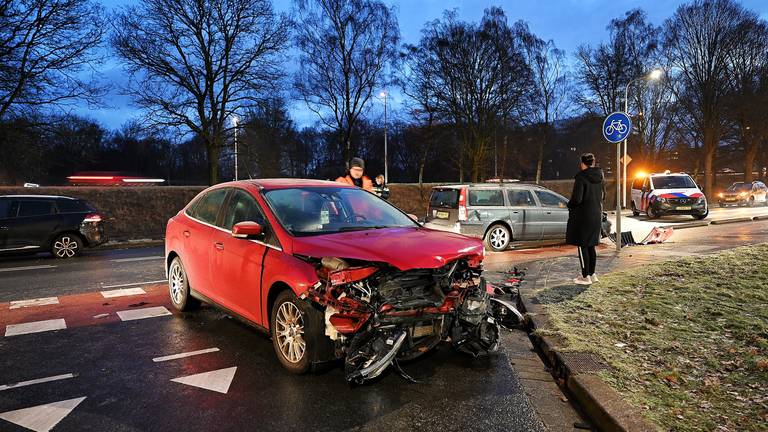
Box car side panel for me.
[179,215,214,297]
[259,248,319,329]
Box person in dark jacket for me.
[373,174,390,200]
[566,153,605,285]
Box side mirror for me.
[407,213,421,224]
[232,221,264,239]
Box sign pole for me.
[616,142,622,252]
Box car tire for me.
[631,202,640,216]
[271,290,314,374]
[51,234,83,259]
[485,224,511,252]
[168,257,200,311]
[749,196,755,207]
[646,206,658,219]
[694,210,708,220]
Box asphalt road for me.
[0,247,557,432]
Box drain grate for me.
[559,351,612,375]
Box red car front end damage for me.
[165,180,519,384]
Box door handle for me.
[546,211,552,215]
[214,242,224,250]
[183,230,190,237]
[512,211,519,214]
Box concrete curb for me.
[754,214,768,221]
[658,221,710,230]
[710,217,755,225]
[518,293,662,432]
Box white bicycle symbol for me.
[605,119,627,135]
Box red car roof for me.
[222,179,352,190]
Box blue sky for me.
[83,0,768,130]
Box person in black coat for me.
[566,153,605,285]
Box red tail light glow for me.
[83,213,102,223]
[458,187,468,221]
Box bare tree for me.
[112,0,288,184]
[664,0,753,198]
[0,0,105,120]
[417,8,531,182]
[724,15,768,182]
[516,22,570,184]
[292,0,399,165]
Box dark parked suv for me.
[0,195,106,258]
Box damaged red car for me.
[165,179,511,383]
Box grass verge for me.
[541,244,768,431]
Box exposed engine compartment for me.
[299,254,507,384]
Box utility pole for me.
[232,115,239,181]
[380,91,388,183]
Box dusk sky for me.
[82,0,768,131]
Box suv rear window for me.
[429,189,459,209]
[18,200,55,217]
[469,189,504,206]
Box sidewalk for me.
[485,220,768,432]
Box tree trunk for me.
[704,146,715,201]
[744,139,757,182]
[535,139,544,184]
[206,142,220,185]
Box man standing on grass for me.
[566,153,605,285]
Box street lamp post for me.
[231,115,239,181]
[622,69,663,208]
[380,91,388,183]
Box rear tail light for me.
[83,213,102,223]
[458,187,468,221]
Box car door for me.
[209,188,275,325]
[631,178,644,211]
[0,198,12,249]
[533,190,570,240]
[5,199,56,250]
[506,188,543,241]
[182,188,229,298]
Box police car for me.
[630,171,708,220]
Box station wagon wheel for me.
[271,290,313,374]
[51,234,83,259]
[485,224,511,252]
[168,257,200,311]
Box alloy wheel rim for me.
[490,228,508,249]
[169,263,184,304]
[275,302,306,363]
[54,236,77,258]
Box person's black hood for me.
[577,167,604,184]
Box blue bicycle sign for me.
[602,112,632,143]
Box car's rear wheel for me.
[485,224,511,252]
[748,196,755,207]
[631,201,640,216]
[51,234,83,259]
[646,206,658,219]
[271,290,313,374]
[168,257,200,311]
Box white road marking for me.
[100,280,166,289]
[100,287,146,298]
[0,373,75,392]
[9,297,59,310]
[170,367,237,394]
[0,396,86,432]
[153,348,220,363]
[116,306,172,322]
[111,256,164,263]
[0,265,56,273]
[5,319,67,337]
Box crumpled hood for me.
[290,227,484,271]
[578,167,604,184]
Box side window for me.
[468,189,504,206]
[535,191,568,208]
[632,179,643,190]
[188,189,228,225]
[0,199,10,218]
[507,189,535,207]
[222,190,266,230]
[643,178,651,191]
[18,200,55,217]
[56,200,87,213]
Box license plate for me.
[676,206,692,211]
[436,211,449,219]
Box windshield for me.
[651,175,697,189]
[264,187,417,236]
[727,183,750,192]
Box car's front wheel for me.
[646,206,658,219]
[168,257,200,311]
[485,224,511,252]
[271,290,314,374]
[51,234,83,259]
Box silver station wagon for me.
[424,183,570,251]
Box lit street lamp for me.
[379,91,388,183]
[231,115,239,181]
[622,68,663,208]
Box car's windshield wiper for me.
[337,225,392,232]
